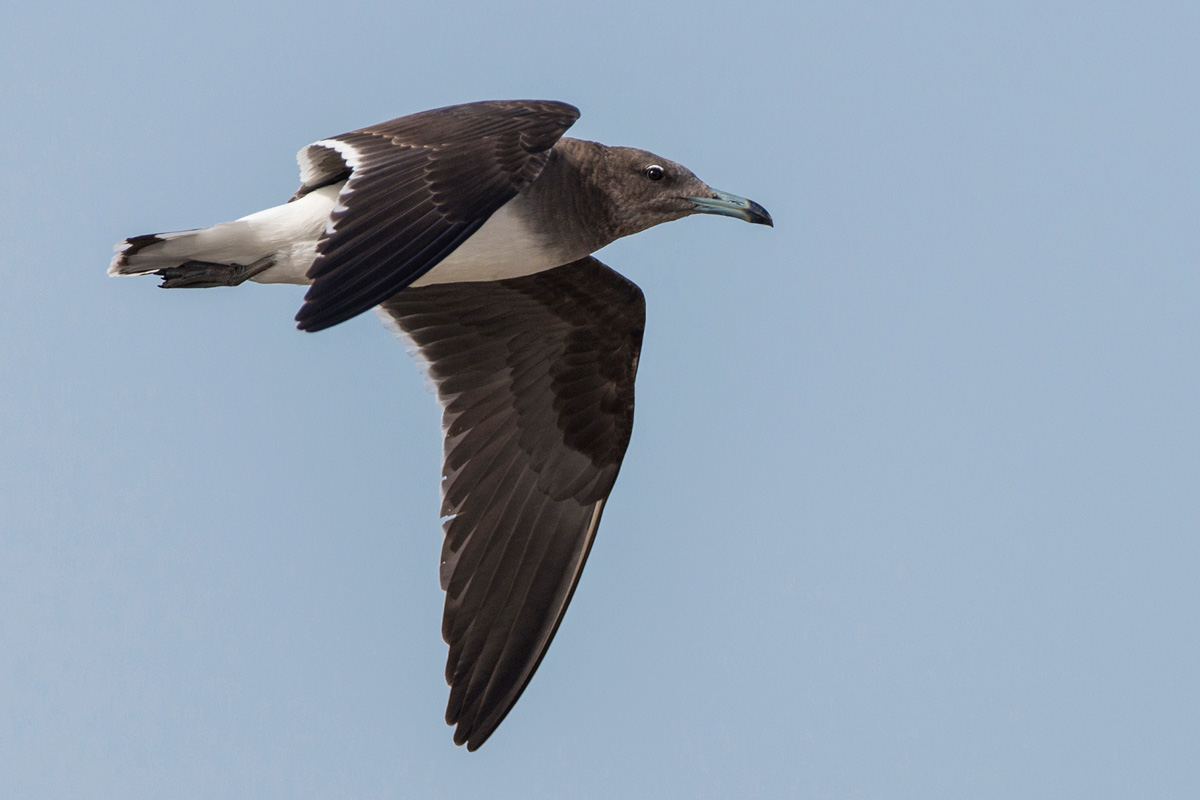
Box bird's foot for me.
[157,255,274,289]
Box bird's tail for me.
[108,219,271,277]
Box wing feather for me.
[294,100,579,331]
[377,256,644,749]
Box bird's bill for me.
[687,189,773,226]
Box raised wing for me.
[377,257,645,750]
[295,100,579,332]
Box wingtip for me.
[449,719,496,752]
[557,100,581,123]
[294,301,340,333]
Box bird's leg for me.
[156,255,275,289]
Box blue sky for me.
[3,2,1199,797]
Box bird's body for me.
[115,151,579,288]
[109,100,770,749]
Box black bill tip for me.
[688,189,773,227]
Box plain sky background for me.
[3,1,1199,797]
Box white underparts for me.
[412,195,572,286]
[111,181,576,288]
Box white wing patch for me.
[296,138,361,187]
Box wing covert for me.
[295,100,579,332]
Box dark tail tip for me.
[118,234,165,265]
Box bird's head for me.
[596,145,773,239]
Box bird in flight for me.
[109,100,772,750]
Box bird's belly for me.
[412,199,571,286]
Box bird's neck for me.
[520,139,621,258]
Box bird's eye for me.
[644,165,665,181]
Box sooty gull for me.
[109,99,772,750]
